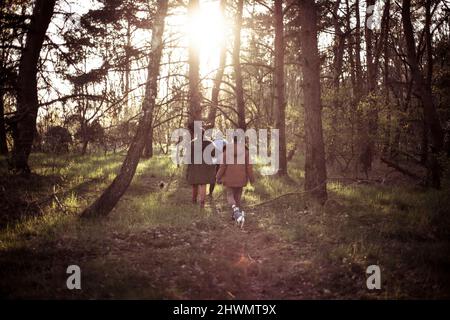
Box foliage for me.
[43,126,72,154]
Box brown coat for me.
[216,144,255,187]
[186,139,217,185]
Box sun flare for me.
[186,1,228,74]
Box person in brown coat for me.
[216,137,255,214]
[186,127,216,208]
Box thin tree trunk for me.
[425,0,433,90]
[345,0,356,96]
[402,0,444,188]
[364,0,391,170]
[365,0,376,94]
[354,0,363,95]
[299,0,327,203]
[233,0,246,129]
[188,0,202,124]
[361,0,377,174]
[274,0,287,175]
[353,0,364,177]
[421,0,433,165]
[81,139,88,155]
[207,0,227,127]
[124,19,132,115]
[0,87,8,155]
[382,0,391,155]
[329,0,344,166]
[345,0,358,166]
[12,0,56,172]
[0,6,9,156]
[81,0,168,217]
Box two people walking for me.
[186,127,255,219]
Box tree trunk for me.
[329,0,344,166]
[353,0,365,177]
[188,0,202,124]
[207,0,227,128]
[81,139,88,155]
[124,19,132,116]
[421,0,432,165]
[274,0,287,175]
[382,0,391,156]
[0,87,8,155]
[345,0,358,167]
[425,0,433,90]
[143,124,153,158]
[299,0,327,203]
[361,0,377,174]
[365,0,376,94]
[402,0,444,188]
[354,0,363,95]
[12,0,56,172]
[81,0,168,217]
[233,0,246,130]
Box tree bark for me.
[353,0,365,177]
[298,0,327,203]
[207,0,227,128]
[421,0,433,165]
[188,0,202,124]
[143,124,153,158]
[402,0,444,188]
[81,139,88,155]
[0,87,8,155]
[81,0,168,217]
[274,0,287,175]
[12,0,56,172]
[382,0,391,156]
[329,0,344,166]
[361,0,377,174]
[233,0,246,130]
[354,0,363,96]
[123,18,132,116]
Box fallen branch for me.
[247,181,328,208]
[380,157,421,180]
[52,185,67,214]
[328,176,384,184]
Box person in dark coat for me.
[186,127,216,208]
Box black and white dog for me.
[232,205,245,228]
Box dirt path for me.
[90,206,316,299]
[64,171,376,300]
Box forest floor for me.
[0,153,449,299]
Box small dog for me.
[236,211,245,228]
[232,205,245,228]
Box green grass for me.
[0,152,449,299]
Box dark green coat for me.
[186,139,216,185]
